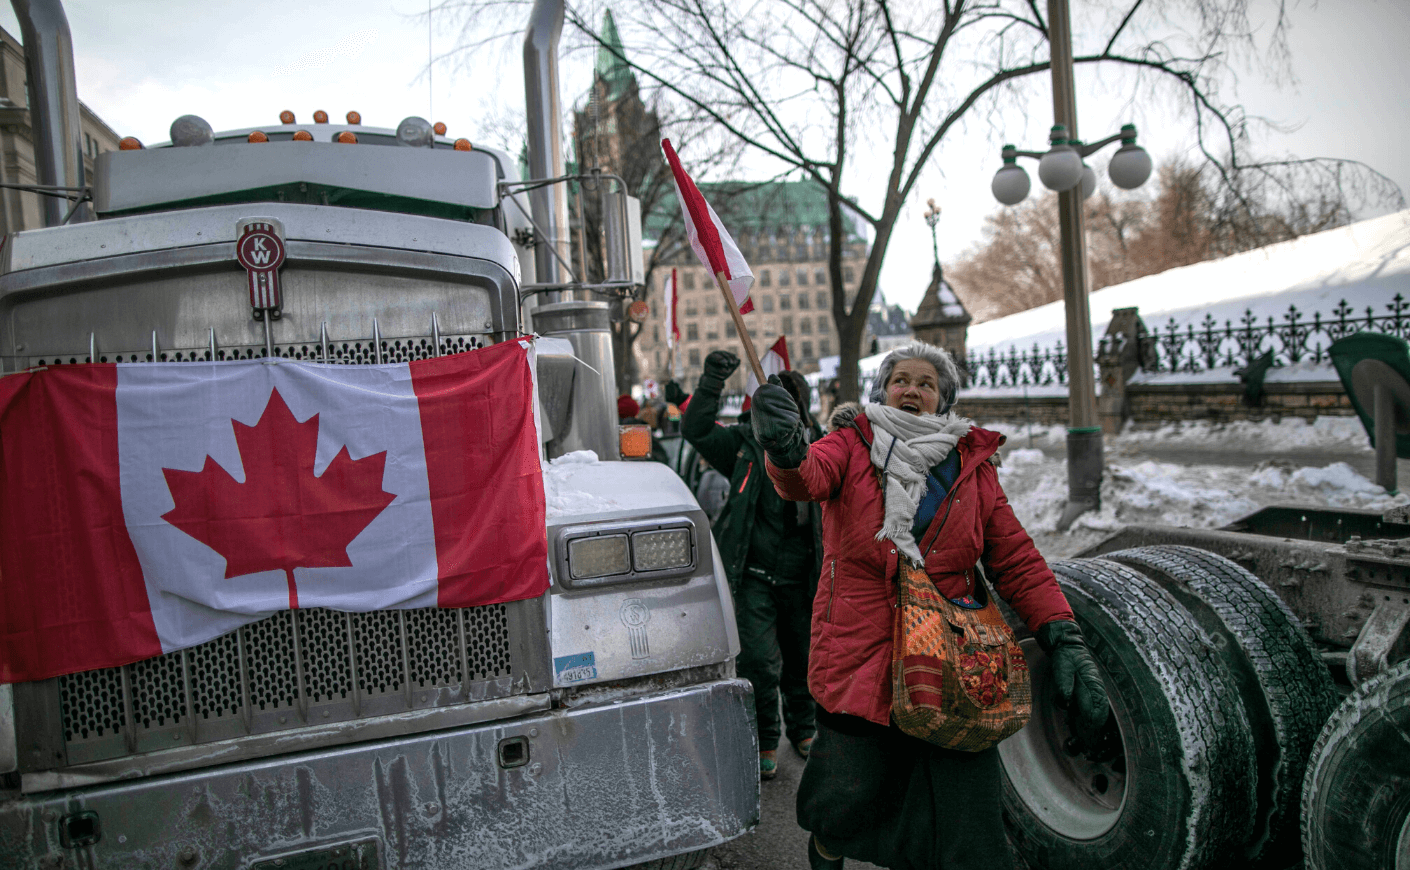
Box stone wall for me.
[955,381,1354,428]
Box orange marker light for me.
[433,122,447,135]
[335,131,358,144]
[118,136,144,151]
[453,138,473,152]
[313,110,329,123]
[279,110,295,124]
[247,131,269,143]
[619,425,652,459]
[346,110,361,125]
[628,300,650,322]
[292,130,313,141]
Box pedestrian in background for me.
[748,340,1109,870]
[683,350,823,780]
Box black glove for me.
[1035,620,1110,743]
[664,380,688,406]
[698,350,740,394]
[751,375,807,468]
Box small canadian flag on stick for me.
[661,138,766,384]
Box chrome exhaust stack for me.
[522,0,571,292]
[11,0,89,225]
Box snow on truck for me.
[0,1,756,869]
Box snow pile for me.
[1117,415,1371,453]
[992,416,1409,558]
[542,450,623,519]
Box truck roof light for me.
[292,130,313,141]
[313,110,329,123]
[396,116,434,147]
[336,131,358,144]
[433,121,447,136]
[118,137,144,151]
[279,110,295,124]
[170,115,214,147]
[247,131,269,143]
[453,138,473,152]
[620,425,652,459]
[346,110,361,125]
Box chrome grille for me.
[58,603,514,765]
[31,333,487,368]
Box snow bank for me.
[1118,415,1371,452]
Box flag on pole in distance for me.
[665,267,680,346]
[661,138,754,313]
[742,336,791,412]
[0,340,549,684]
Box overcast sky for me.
[2,0,1405,315]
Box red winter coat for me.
[765,406,1073,726]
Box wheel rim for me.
[999,639,1126,840]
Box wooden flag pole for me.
[714,270,766,384]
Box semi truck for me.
[0,1,757,868]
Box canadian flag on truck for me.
[0,340,549,683]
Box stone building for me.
[0,25,121,235]
[909,263,972,362]
[640,181,871,393]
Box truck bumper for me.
[1,678,759,870]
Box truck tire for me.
[999,558,1256,870]
[1099,545,1340,867]
[626,848,713,870]
[1301,659,1410,870]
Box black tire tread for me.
[1039,558,1255,870]
[1301,659,1410,870]
[1099,545,1340,865]
[625,848,713,870]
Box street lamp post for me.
[989,0,1153,529]
[923,199,941,268]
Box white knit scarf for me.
[863,404,973,564]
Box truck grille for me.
[58,605,513,765]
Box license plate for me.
[249,838,380,870]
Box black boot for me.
[808,834,844,870]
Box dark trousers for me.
[796,711,1014,870]
[734,570,815,750]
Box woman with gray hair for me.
[747,340,1108,870]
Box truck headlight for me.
[557,518,697,590]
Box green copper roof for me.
[595,10,634,102]
[644,179,866,241]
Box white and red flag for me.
[0,340,548,683]
[742,336,792,411]
[661,138,754,314]
[664,267,680,348]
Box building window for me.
[801,317,813,335]
[761,269,772,287]
[844,266,855,283]
[687,323,699,341]
[761,295,775,312]
[707,327,719,340]
[820,338,832,355]
[689,348,701,367]
[684,272,697,290]
[795,244,809,260]
[817,290,829,308]
[802,341,814,359]
[725,321,736,338]
[685,301,699,317]
[705,299,718,315]
[798,293,809,310]
[782,315,794,333]
[815,269,826,285]
[798,269,810,286]
[653,326,660,342]
[779,270,791,286]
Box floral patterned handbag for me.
[891,560,1031,751]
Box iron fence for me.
[957,294,1410,387]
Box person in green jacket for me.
[683,349,823,780]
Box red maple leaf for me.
[161,388,396,609]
